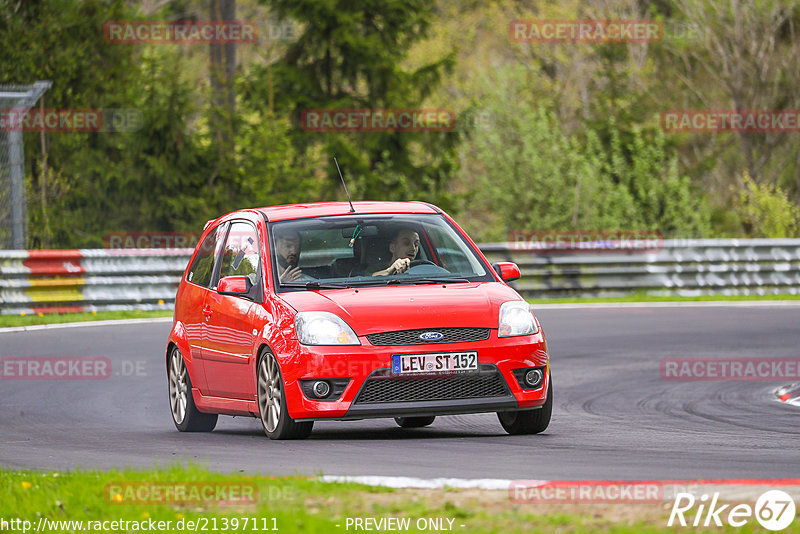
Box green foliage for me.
[732,173,800,237]
[457,66,709,242]
[0,0,134,106]
[29,45,214,247]
[1,0,325,247]
[603,122,711,236]
[0,0,215,247]
[234,111,326,207]
[0,0,798,248]
[246,0,459,206]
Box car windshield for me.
[268,214,492,290]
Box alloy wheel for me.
[168,348,188,424]
[258,352,282,433]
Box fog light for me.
[299,378,350,401]
[312,380,331,398]
[524,369,543,387]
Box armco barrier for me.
[0,249,191,315]
[482,238,800,299]
[1,239,800,314]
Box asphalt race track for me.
[1,305,799,481]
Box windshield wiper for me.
[383,277,471,285]
[281,281,352,290]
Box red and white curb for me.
[776,384,800,406]
[318,477,800,507]
[318,476,800,492]
[319,476,523,490]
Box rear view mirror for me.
[218,275,250,295]
[342,225,379,238]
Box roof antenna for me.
[334,156,356,213]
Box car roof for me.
[256,201,439,222]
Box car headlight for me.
[498,301,539,337]
[294,312,360,345]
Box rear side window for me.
[187,224,227,287]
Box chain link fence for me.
[0,81,51,249]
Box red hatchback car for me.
[166,201,551,439]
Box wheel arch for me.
[166,321,203,392]
[254,342,275,369]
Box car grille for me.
[354,364,510,404]
[366,327,490,346]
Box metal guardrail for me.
[483,239,800,299]
[0,249,190,315]
[1,239,800,314]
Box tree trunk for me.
[209,0,236,152]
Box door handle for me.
[202,305,213,318]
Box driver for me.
[275,229,305,282]
[372,228,420,276]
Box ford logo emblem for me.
[419,331,443,341]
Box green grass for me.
[0,465,791,533]
[0,310,173,328]
[529,293,800,304]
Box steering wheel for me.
[408,260,436,268]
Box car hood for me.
[277,282,523,335]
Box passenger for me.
[275,229,304,282]
[372,228,420,276]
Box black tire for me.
[498,378,552,435]
[257,349,313,440]
[167,346,218,432]
[394,416,436,428]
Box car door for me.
[202,220,262,399]
[180,222,228,392]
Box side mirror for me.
[218,275,250,295]
[492,262,521,282]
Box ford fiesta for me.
[166,201,551,439]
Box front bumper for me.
[279,330,549,421]
[307,396,522,421]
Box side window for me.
[426,223,485,275]
[219,222,260,282]
[187,224,227,288]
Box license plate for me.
[391,351,478,375]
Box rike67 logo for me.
[668,490,796,531]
